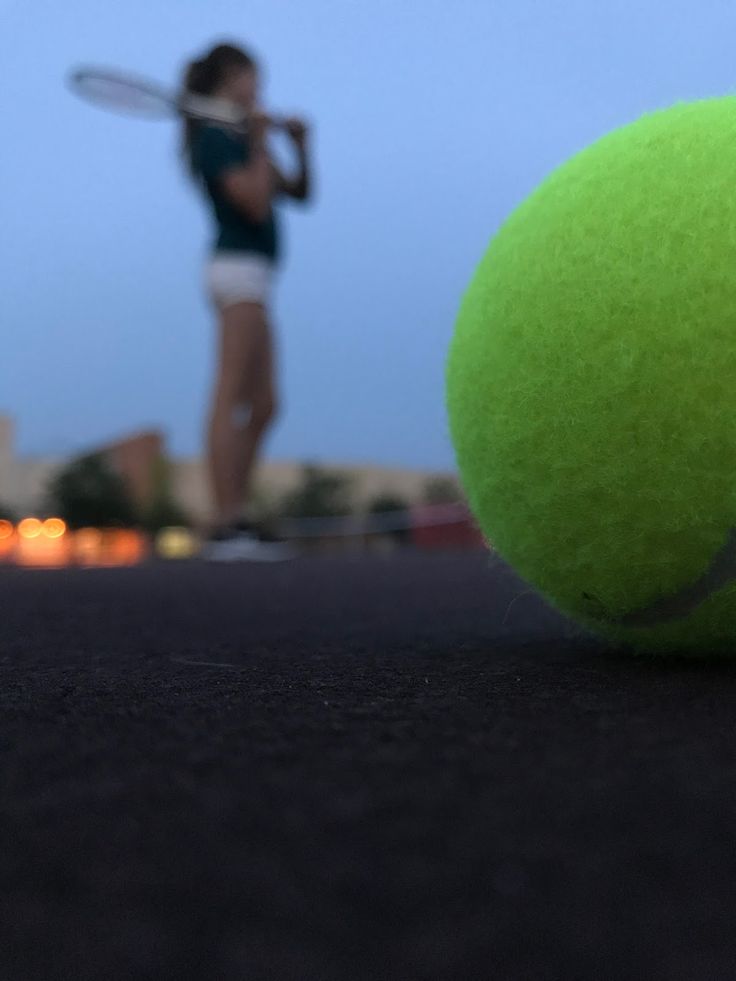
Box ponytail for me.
[181,42,257,176]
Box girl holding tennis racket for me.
[182,42,311,560]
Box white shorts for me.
[206,253,275,308]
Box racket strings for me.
[70,70,174,119]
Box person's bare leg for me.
[207,302,268,528]
[232,314,277,511]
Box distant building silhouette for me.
[0,414,461,525]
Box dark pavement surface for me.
[2,551,736,980]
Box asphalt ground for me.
[2,551,736,980]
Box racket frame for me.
[69,66,247,129]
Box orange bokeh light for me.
[15,516,72,568]
[6,522,147,568]
[103,529,148,566]
[72,528,147,567]
[0,520,15,561]
[73,528,104,565]
[42,517,67,539]
[18,518,43,539]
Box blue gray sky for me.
[2,0,736,467]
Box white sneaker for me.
[201,528,294,563]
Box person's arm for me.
[273,118,312,202]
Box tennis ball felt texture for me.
[447,96,736,655]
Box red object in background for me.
[410,503,487,550]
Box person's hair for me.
[181,42,257,175]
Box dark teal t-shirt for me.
[191,125,279,261]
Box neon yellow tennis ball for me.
[447,97,736,655]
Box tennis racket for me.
[68,66,281,132]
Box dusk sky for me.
[2,0,736,468]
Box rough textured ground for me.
[2,552,736,980]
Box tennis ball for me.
[447,96,736,655]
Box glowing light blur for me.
[74,528,147,567]
[15,516,71,567]
[107,529,147,566]
[3,521,149,568]
[18,517,43,539]
[155,526,199,560]
[43,517,67,539]
[0,520,15,561]
[74,528,104,566]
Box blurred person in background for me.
[182,42,311,561]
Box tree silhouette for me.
[47,453,138,529]
[367,492,411,544]
[281,464,354,520]
[139,456,191,533]
[423,476,461,505]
